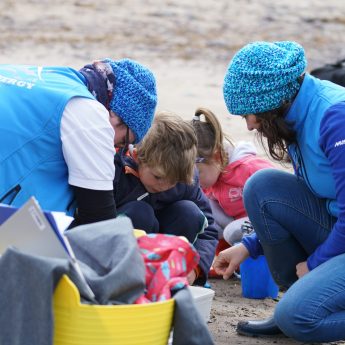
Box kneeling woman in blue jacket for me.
[214,41,345,342]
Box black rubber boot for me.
[236,237,307,338]
[237,316,285,337]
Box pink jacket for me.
[204,141,274,219]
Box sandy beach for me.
[2,0,345,344]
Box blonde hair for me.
[137,111,197,184]
[191,107,234,170]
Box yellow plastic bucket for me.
[53,229,174,345]
[133,229,147,238]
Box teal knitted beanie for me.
[106,58,157,143]
[223,41,307,115]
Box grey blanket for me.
[0,216,214,345]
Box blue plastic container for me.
[239,255,279,299]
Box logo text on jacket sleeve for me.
[0,74,35,89]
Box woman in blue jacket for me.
[213,41,345,342]
[0,59,157,225]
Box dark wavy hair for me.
[254,75,304,162]
[254,103,295,162]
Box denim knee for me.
[243,169,278,234]
[243,169,306,241]
[275,288,319,342]
[243,169,277,213]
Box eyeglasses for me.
[124,125,130,151]
[109,111,132,149]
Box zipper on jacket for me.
[293,143,318,195]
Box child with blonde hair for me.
[191,107,274,251]
[114,111,218,285]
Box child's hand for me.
[213,244,249,280]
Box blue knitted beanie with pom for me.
[106,58,157,143]
[223,41,307,115]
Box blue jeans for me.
[243,168,336,288]
[275,253,345,342]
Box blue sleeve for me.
[241,232,264,258]
[307,101,345,269]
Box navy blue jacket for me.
[113,152,218,280]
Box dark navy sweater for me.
[113,153,218,280]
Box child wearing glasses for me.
[191,108,274,267]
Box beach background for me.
[2,0,345,344]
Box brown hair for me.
[253,74,305,162]
[254,102,296,162]
[137,111,197,184]
[191,107,234,170]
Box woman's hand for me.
[213,243,250,280]
[296,261,309,278]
